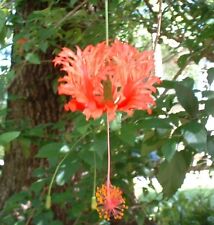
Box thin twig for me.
[25,209,35,225]
[73,214,82,225]
[54,0,88,28]
[153,0,163,51]
[144,0,155,15]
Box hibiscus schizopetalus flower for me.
[53,40,160,121]
[96,183,127,221]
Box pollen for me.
[96,184,128,221]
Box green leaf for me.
[161,138,177,162]
[159,80,176,89]
[157,151,191,197]
[19,138,31,158]
[39,41,48,52]
[175,83,199,117]
[202,90,214,100]
[27,125,46,137]
[69,0,79,7]
[74,115,90,134]
[205,98,214,116]
[140,117,173,129]
[141,134,166,156]
[181,122,207,152]
[36,142,64,158]
[207,136,214,158]
[119,123,137,146]
[0,9,6,32]
[207,68,214,85]
[0,131,20,145]
[56,159,80,186]
[110,113,122,131]
[180,77,194,89]
[177,54,190,68]
[25,53,41,64]
[56,170,65,186]
[92,133,106,159]
[30,178,47,193]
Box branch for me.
[153,0,163,51]
[54,0,88,28]
[144,0,155,16]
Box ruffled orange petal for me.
[53,40,160,120]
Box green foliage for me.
[157,151,191,197]
[0,0,213,224]
[175,83,199,117]
[0,131,20,145]
[156,189,214,225]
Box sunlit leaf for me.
[181,121,207,152]
[161,138,177,161]
[0,131,20,145]
[36,142,64,158]
[25,53,41,64]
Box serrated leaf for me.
[25,53,41,64]
[207,67,214,85]
[157,151,191,197]
[182,122,207,152]
[161,138,177,161]
[0,131,20,145]
[175,83,199,117]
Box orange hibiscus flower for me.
[53,40,160,120]
[96,183,127,221]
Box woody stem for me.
[106,114,111,190]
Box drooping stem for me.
[105,0,110,194]
[93,150,97,196]
[105,0,109,46]
[106,114,111,190]
[46,132,90,209]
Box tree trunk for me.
[0,0,63,211]
[0,59,60,209]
